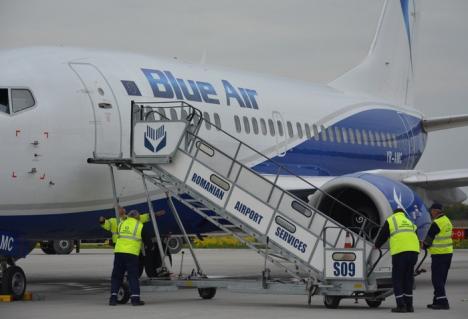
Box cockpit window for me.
[0,89,9,114]
[12,89,35,113]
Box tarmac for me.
[1,249,467,319]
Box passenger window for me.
[297,123,303,138]
[368,130,375,146]
[381,132,387,147]
[362,130,368,145]
[341,128,348,143]
[277,120,284,136]
[334,127,342,143]
[243,116,251,134]
[213,113,221,130]
[203,112,211,130]
[313,124,319,141]
[374,131,381,146]
[392,134,398,148]
[0,88,9,114]
[355,129,362,144]
[234,116,241,133]
[348,128,355,144]
[268,119,275,136]
[320,125,327,141]
[386,133,393,148]
[171,109,179,121]
[252,117,259,135]
[287,121,294,138]
[305,123,311,139]
[260,118,267,135]
[327,127,334,142]
[11,89,35,113]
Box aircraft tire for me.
[52,240,74,255]
[40,241,56,254]
[138,254,144,278]
[144,246,172,278]
[166,237,183,254]
[1,266,26,300]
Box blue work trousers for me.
[392,251,418,307]
[431,253,452,306]
[111,253,140,300]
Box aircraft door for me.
[272,111,287,157]
[70,63,122,158]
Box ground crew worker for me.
[99,206,164,246]
[100,206,127,246]
[375,208,420,313]
[109,210,145,306]
[423,203,453,310]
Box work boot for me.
[406,305,414,313]
[391,306,407,313]
[430,304,449,310]
[131,298,145,306]
[109,295,117,306]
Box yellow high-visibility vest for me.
[387,212,420,255]
[101,213,150,244]
[428,215,453,255]
[114,217,143,256]
[101,218,120,244]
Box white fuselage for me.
[0,47,426,239]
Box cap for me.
[393,208,405,214]
[429,203,443,211]
[127,210,140,218]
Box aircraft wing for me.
[368,169,468,204]
[423,114,468,132]
[265,169,468,190]
[264,169,468,205]
[402,169,468,189]
[368,169,468,189]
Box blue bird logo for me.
[144,125,167,153]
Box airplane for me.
[1,0,468,299]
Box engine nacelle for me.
[309,173,432,239]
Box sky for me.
[1,0,467,175]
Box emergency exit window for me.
[0,88,9,114]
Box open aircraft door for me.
[70,63,122,158]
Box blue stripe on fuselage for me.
[0,197,219,240]
[253,109,425,176]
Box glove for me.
[155,210,166,217]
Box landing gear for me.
[40,240,74,255]
[1,265,26,300]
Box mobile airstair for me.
[89,101,392,308]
